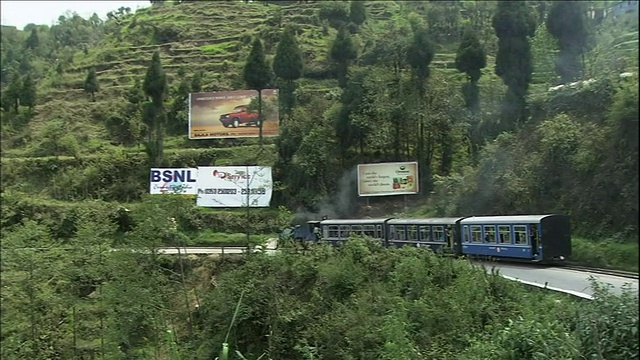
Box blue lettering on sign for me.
[150,169,197,183]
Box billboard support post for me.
[245,165,250,246]
[258,90,263,149]
[404,195,408,213]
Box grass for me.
[570,237,639,272]
[200,42,238,55]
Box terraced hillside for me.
[4,1,478,158]
[5,1,452,246]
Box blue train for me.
[282,215,572,264]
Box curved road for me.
[470,260,638,298]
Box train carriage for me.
[385,218,465,253]
[319,218,389,246]
[459,214,571,263]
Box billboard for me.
[150,168,198,194]
[357,162,419,197]
[188,89,279,139]
[196,166,273,207]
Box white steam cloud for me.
[292,167,358,224]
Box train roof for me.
[460,214,566,225]
[320,218,390,225]
[387,218,465,225]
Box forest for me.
[0,0,638,358]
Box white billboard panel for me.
[357,162,419,197]
[196,166,273,207]
[150,168,198,194]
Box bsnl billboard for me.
[149,168,198,194]
[188,89,279,139]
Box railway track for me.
[466,257,639,280]
[561,264,639,280]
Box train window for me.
[328,225,339,238]
[484,225,496,243]
[351,225,363,236]
[462,225,469,242]
[376,225,383,238]
[419,226,431,241]
[363,225,376,237]
[471,225,483,243]
[514,225,528,245]
[323,226,329,239]
[396,227,406,241]
[408,225,418,240]
[433,226,445,242]
[498,225,511,244]
[339,225,350,238]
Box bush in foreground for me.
[191,239,639,360]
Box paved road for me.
[158,247,247,255]
[471,261,639,298]
[157,238,279,255]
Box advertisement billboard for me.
[357,162,419,197]
[196,166,273,207]
[150,168,198,194]
[188,89,279,139]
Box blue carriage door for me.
[446,225,453,248]
[408,225,418,243]
[419,225,431,245]
[462,225,470,243]
[530,223,539,255]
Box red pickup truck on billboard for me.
[219,105,261,128]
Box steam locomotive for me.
[281,214,572,264]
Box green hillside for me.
[1,1,638,242]
[1,1,639,359]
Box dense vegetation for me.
[2,225,638,359]
[1,0,638,358]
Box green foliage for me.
[25,28,40,50]
[406,26,435,94]
[273,26,304,82]
[20,72,37,109]
[143,50,167,104]
[190,239,638,359]
[318,1,350,30]
[142,50,168,166]
[244,37,272,91]
[530,23,559,85]
[493,0,537,126]
[455,29,487,84]
[273,25,304,119]
[329,26,358,87]
[574,281,640,360]
[455,29,486,111]
[570,237,639,272]
[190,70,203,93]
[349,1,367,27]
[34,119,80,158]
[546,1,590,82]
[83,67,100,101]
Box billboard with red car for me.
[188,89,279,139]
